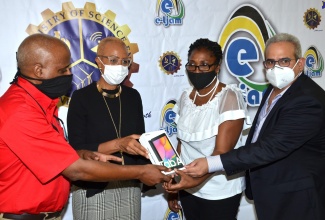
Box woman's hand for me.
[77,150,122,163]
[115,134,149,158]
[163,169,210,192]
[99,134,149,159]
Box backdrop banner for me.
[0,1,324,219]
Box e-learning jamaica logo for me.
[155,0,185,27]
[160,100,177,136]
[303,8,321,29]
[164,207,183,220]
[159,51,182,75]
[218,4,275,107]
[26,2,139,106]
[304,46,324,78]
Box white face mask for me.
[98,58,129,85]
[266,60,299,89]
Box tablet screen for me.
[149,133,184,169]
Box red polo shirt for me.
[0,77,79,214]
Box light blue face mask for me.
[98,58,129,85]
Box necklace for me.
[193,79,219,103]
[102,94,124,165]
[196,77,218,97]
[97,83,122,98]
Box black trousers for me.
[179,190,242,220]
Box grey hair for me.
[265,33,302,59]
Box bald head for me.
[17,34,70,74]
[97,37,127,55]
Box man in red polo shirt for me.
[0,34,171,220]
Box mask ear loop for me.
[292,58,299,70]
[293,58,303,80]
[97,57,105,74]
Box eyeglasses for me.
[263,58,297,69]
[98,55,132,67]
[185,62,217,72]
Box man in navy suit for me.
[165,33,325,220]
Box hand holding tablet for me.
[139,130,185,175]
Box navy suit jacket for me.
[221,74,325,220]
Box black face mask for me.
[21,74,73,99]
[187,70,216,90]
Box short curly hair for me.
[188,38,223,64]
